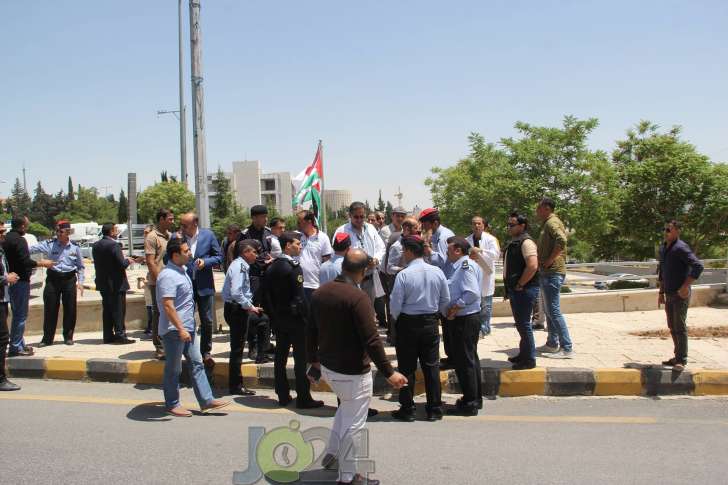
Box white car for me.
[594,273,649,290]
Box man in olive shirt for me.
[145,208,174,360]
[308,249,407,485]
[535,198,574,358]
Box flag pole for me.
[319,140,328,235]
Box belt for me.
[398,313,440,325]
[47,269,77,279]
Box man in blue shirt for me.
[389,235,450,422]
[222,239,263,396]
[157,238,229,417]
[444,236,483,416]
[319,233,350,285]
[31,220,85,346]
[658,220,704,371]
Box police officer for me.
[389,235,450,422]
[30,220,85,346]
[263,231,323,409]
[239,205,273,258]
[245,239,272,364]
[222,239,263,396]
[444,236,483,416]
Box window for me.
[262,194,276,207]
[261,179,276,191]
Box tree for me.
[376,190,385,212]
[58,186,117,223]
[30,181,55,228]
[211,168,235,220]
[67,176,74,201]
[160,171,169,183]
[385,201,393,224]
[6,178,32,217]
[117,189,128,223]
[137,181,195,224]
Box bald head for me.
[180,212,199,238]
[342,248,370,284]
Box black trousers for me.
[42,270,77,343]
[0,302,8,380]
[395,314,442,413]
[450,313,482,409]
[273,324,312,402]
[247,313,270,356]
[224,302,250,389]
[441,318,453,359]
[665,293,689,364]
[99,289,127,342]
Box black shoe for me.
[278,395,294,407]
[439,359,455,371]
[322,453,338,470]
[367,408,379,418]
[507,354,523,363]
[512,360,536,370]
[64,340,74,346]
[0,379,21,391]
[255,355,272,364]
[113,337,136,345]
[446,406,478,416]
[265,345,276,355]
[248,350,257,361]
[662,357,678,366]
[296,399,325,409]
[338,475,380,485]
[391,409,415,422]
[532,322,545,330]
[229,386,256,396]
[8,348,34,357]
[425,411,443,422]
[37,341,52,348]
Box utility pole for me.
[189,0,210,228]
[178,0,188,185]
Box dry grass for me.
[631,326,728,339]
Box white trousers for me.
[321,365,373,482]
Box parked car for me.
[594,273,649,290]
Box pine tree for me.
[211,168,234,220]
[31,181,54,228]
[67,176,74,201]
[117,189,128,223]
[8,177,32,217]
[376,189,385,212]
[385,201,393,224]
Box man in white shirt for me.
[296,210,333,302]
[467,216,500,338]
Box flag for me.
[292,142,323,220]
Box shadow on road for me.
[126,402,172,422]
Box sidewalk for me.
[7,307,728,396]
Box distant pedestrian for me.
[466,216,500,338]
[0,226,22,390]
[503,213,539,370]
[658,220,703,372]
[145,208,174,360]
[157,238,229,417]
[535,198,574,359]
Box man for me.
[334,202,386,305]
[309,249,407,485]
[444,236,483,416]
[240,205,273,259]
[263,231,323,408]
[268,217,285,258]
[2,216,52,356]
[178,212,223,368]
[222,239,263,395]
[367,213,376,225]
[384,207,407,247]
[157,238,229,417]
[92,223,137,344]
[467,216,500,338]
[243,239,272,364]
[374,212,389,242]
[385,217,418,275]
[1,225,22,390]
[503,213,539,370]
[535,197,574,359]
[319,233,351,286]
[658,220,703,372]
[145,208,174,360]
[296,209,332,301]
[221,224,241,272]
[31,220,85,346]
[389,236,450,422]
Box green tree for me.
[6,178,32,217]
[211,168,235,220]
[137,181,195,224]
[30,181,55,228]
[58,186,118,223]
[376,190,385,212]
[67,176,74,201]
[117,189,128,223]
[385,201,393,224]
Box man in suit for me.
[92,223,138,344]
[178,212,223,369]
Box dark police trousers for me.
[224,301,250,389]
[99,289,127,342]
[441,318,453,359]
[273,323,312,402]
[395,313,442,414]
[665,293,689,364]
[450,313,482,410]
[42,270,77,344]
[247,313,271,356]
[0,303,9,380]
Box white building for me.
[323,189,352,213]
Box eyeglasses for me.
[351,215,365,220]
[507,223,520,228]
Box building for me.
[323,189,352,213]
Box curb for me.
[7,357,728,397]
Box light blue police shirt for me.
[222,257,254,309]
[390,258,450,320]
[448,255,482,316]
[30,239,85,284]
[319,254,344,286]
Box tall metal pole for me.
[189,0,210,227]
[178,0,188,185]
[319,140,328,235]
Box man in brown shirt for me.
[145,208,174,359]
[309,249,406,485]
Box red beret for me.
[334,232,350,244]
[418,207,438,221]
[56,220,71,230]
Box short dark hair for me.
[297,210,317,227]
[101,223,115,236]
[278,231,301,250]
[269,217,285,228]
[446,236,471,254]
[10,216,27,230]
[166,238,187,259]
[332,235,351,252]
[666,219,682,230]
[509,212,529,230]
[342,249,370,274]
[156,208,173,223]
[226,224,241,233]
[237,238,259,257]
[539,197,555,211]
[349,201,365,214]
[402,236,425,257]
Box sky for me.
[2,0,727,210]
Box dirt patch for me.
[631,326,728,339]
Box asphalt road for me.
[1,379,727,485]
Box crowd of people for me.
[0,198,704,484]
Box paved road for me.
[1,380,727,485]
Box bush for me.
[609,279,649,290]
[26,221,51,239]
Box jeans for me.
[321,365,373,483]
[509,285,538,362]
[195,293,215,357]
[540,273,573,352]
[665,292,689,363]
[162,329,214,409]
[8,280,30,352]
[1,302,9,380]
[479,295,493,334]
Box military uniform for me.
[263,254,315,405]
